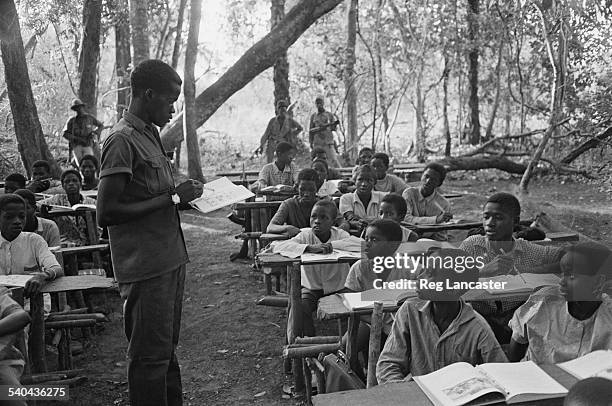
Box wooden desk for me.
[312,364,577,406]
[5,276,115,373]
[256,252,361,394]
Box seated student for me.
[250,142,298,193]
[340,164,387,232]
[39,169,97,246]
[267,169,348,236]
[370,153,407,194]
[379,193,418,242]
[272,200,351,336]
[3,174,26,194]
[508,242,612,364]
[0,194,64,314]
[376,248,507,384]
[25,160,61,194]
[564,377,612,406]
[79,154,99,191]
[402,162,452,241]
[460,192,563,277]
[311,147,342,180]
[343,219,410,371]
[352,147,374,177]
[13,189,61,248]
[460,192,563,341]
[311,159,339,197]
[0,286,31,406]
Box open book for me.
[413,361,567,406]
[189,177,255,213]
[342,288,417,310]
[300,249,362,263]
[557,350,612,380]
[47,203,96,213]
[484,273,560,295]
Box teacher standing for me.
[97,59,203,406]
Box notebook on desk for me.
[342,288,417,310]
[483,273,560,295]
[300,250,362,264]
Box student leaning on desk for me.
[271,200,351,337]
[0,195,64,313]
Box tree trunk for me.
[519,4,567,192]
[414,68,426,163]
[0,0,59,177]
[442,56,452,156]
[78,0,102,116]
[160,0,343,151]
[464,0,481,145]
[114,0,131,120]
[484,40,503,140]
[183,0,204,181]
[130,0,150,65]
[374,0,389,154]
[154,0,171,59]
[271,0,290,111]
[171,0,188,69]
[344,0,359,162]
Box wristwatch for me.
[170,193,181,205]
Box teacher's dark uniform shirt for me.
[99,111,188,283]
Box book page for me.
[485,274,560,294]
[190,177,255,213]
[413,362,502,406]
[557,350,612,379]
[479,361,567,401]
[331,236,363,252]
[0,275,37,287]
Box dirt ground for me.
[40,176,612,406]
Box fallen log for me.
[438,155,527,174]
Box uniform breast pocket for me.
[143,155,173,194]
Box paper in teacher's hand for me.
[189,177,255,214]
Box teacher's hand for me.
[176,179,204,203]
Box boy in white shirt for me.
[272,200,351,336]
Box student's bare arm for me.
[507,339,528,362]
[0,309,30,337]
[97,173,172,227]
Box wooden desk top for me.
[257,252,361,266]
[51,244,109,256]
[403,220,482,233]
[317,288,533,321]
[41,275,115,293]
[312,364,577,406]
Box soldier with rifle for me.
[62,99,107,166]
[309,96,341,168]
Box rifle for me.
[310,119,340,134]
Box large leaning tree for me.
[0,0,60,177]
[160,0,344,152]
